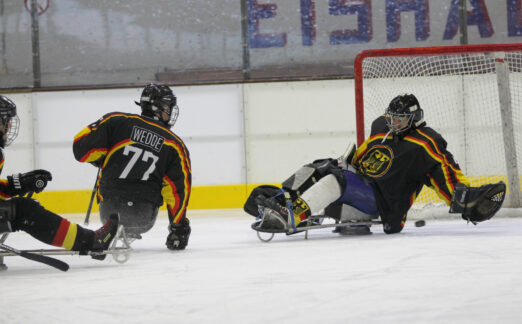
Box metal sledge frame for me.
[0,225,134,270]
[252,186,381,242]
[0,232,9,270]
[252,213,382,242]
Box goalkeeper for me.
[247,93,506,234]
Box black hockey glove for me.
[449,182,506,224]
[8,169,52,195]
[166,218,191,250]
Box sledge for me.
[0,225,134,271]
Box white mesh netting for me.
[358,47,522,213]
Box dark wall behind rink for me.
[0,0,521,89]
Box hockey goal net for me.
[354,43,522,210]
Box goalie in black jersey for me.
[73,83,192,250]
[246,93,506,234]
[0,96,118,259]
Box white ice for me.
[2,209,522,324]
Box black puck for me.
[414,220,426,227]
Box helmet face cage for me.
[385,108,415,134]
[384,94,423,134]
[167,103,179,127]
[0,96,19,147]
[3,115,20,147]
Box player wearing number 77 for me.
[73,84,192,250]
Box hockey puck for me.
[414,220,426,227]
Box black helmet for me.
[135,83,179,128]
[385,93,424,134]
[0,95,19,148]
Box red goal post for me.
[354,43,522,208]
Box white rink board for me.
[3,85,246,190]
[2,75,520,191]
[243,79,356,183]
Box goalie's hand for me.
[450,182,506,223]
[8,169,52,195]
[166,218,191,250]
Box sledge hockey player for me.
[245,93,506,235]
[73,83,192,250]
[0,95,119,260]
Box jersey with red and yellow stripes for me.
[0,149,22,199]
[73,112,191,225]
[352,116,468,232]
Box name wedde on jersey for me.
[131,126,165,152]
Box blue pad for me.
[335,170,378,215]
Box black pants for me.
[99,198,158,235]
[1,197,92,251]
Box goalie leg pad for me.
[450,182,506,223]
[282,158,343,196]
[327,204,377,236]
[253,194,291,232]
[339,142,356,169]
[281,165,316,192]
[339,204,378,222]
[244,185,284,217]
[301,174,343,216]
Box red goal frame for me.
[353,43,522,146]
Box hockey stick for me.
[84,167,101,225]
[0,242,69,272]
[0,225,132,264]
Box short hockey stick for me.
[0,242,69,272]
[0,225,133,264]
[84,167,101,225]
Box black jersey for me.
[352,116,468,232]
[73,112,191,224]
[0,149,19,199]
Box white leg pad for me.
[301,174,342,215]
[339,205,378,222]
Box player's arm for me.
[423,137,469,205]
[0,152,51,198]
[162,142,192,250]
[422,135,505,222]
[72,113,114,166]
[162,158,192,225]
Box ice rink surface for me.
[2,209,522,324]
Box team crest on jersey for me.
[131,126,165,152]
[359,145,393,177]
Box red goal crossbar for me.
[354,43,522,145]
